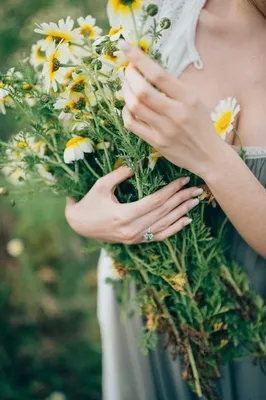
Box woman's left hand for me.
[120,42,226,178]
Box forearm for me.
[201,143,266,258]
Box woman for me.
[65,0,266,399]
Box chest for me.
[178,16,266,146]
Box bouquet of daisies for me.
[1,2,266,398]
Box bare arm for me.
[119,42,266,258]
[202,142,266,258]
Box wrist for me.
[196,140,238,184]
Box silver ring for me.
[143,226,154,242]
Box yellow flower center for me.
[214,111,233,134]
[110,0,142,14]
[17,141,28,148]
[80,24,95,38]
[70,76,87,92]
[46,30,72,44]
[23,83,32,90]
[49,51,60,80]
[139,39,150,53]
[36,46,46,62]
[105,51,118,63]
[108,25,123,37]
[64,68,75,81]
[66,136,89,149]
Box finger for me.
[132,185,201,235]
[151,217,193,243]
[125,65,172,114]
[122,106,156,145]
[122,80,163,127]
[151,198,200,234]
[129,176,191,218]
[98,166,134,192]
[120,41,188,100]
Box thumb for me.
[102,166,134,192]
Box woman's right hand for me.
[65,167,202,244]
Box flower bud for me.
[91,59,102,71]
[63,106,71,113]
[146,4,159,17]
[41,94,50,103]
[74,112,82,120]
[160,18,171,30]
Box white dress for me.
[97,1,266,399]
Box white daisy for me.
[42,42,69,92]
[30,40,47,69]
[63,136,94,163]
[34,17,84,55]
[67,72,96,105]
[107,25,124,41]
[211,97,241,139]
[2,164,27,185]
[107,0,152,30]
[77,15,102,39]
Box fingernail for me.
[191,198,200,209]
[184,218,193,226]
[182,176,190,185]
[119,40,131,52]
[192,188,204,197]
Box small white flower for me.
[34,17,84,55]
[211,97,240,139]
[7,239,24,257]
[2,164,27,185]
[42,42,69,92]
[30,40,47,69]
[107,0,153,31]
[64,135,93,163]
[37,164,57,185]
[77,15,102,38]
[107,25,124,42]
[66,72,96,105]
[0,88,10,115]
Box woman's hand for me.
[120,42,227,178]
[65,167,202,244]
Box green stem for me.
[83,158,100,179]
[187,344,203,398]
[138,265,203,399]
[130,6,141,45]
[135,170,143,199]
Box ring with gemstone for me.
[143,226,154,242]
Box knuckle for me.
[129,98,141,114]
[158,219,169,231]
[123,109,134,129]
[151,68,166,84]
[135,85,149,102]
[175,104,189,124]
[187,94,199,107]
[120,226,137,243]
[152,192,164,208]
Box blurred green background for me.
[0,1,108,399]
